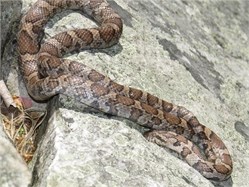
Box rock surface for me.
[1,1,32,187]
[1,0,22,79]
[2,0,249,187]
[0,122,31,187]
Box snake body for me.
[17,0,232,181]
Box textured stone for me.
[1,0,22,79]
[2,0,249,187]
[0,122,31,187]
[1,1,31,187]
[31,108,214,187]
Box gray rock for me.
[1,0,22,80]
[1,0,21,48]
[0,122,31,187]
[1,1,31,187]
[2,0,249,187]
[31,107,213,187]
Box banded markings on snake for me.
[17,0,233,181]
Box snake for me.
[17,0,233,181]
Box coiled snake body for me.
[17,0,232,181]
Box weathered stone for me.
[1,0,22,79]
[0,123,31,187]
[2,0,249,187]
[1,1,31,187]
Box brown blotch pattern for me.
[154,134,167,145]
[54,32,73,48]
[222,154,233,167]
[214,164,230,174]
[18,30,39,55]
[88,70,105,82]
[193,161,213,172]
[40,43,59,56]
[173,141,181,147]
[99,26,115,43]
[90,83,110,97]
[68,61,86,72]
[176,134,189,144]
[188,117,200,127]
[210,132,226,149]
[181,147,192,158]
[22,62,38,75]
[162,101,173,112]
[38,55,61,70]
[141,103,158,115]
[103,18,123,33]
[74,29,94,45]
[43,0,60,6]
[28,76,39,85]
[108,81,124,93]
[163,113,181,125]
[129,88,143,100]
[147,93,159,106]
[25,7,50,23]
[116,95,135,106]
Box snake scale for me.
[17,0,232,181]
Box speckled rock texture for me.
[1,1,32,187]
[1,0,21,49]
[0,122,31,187]
[2,0,249,187]
[1,0,22,80]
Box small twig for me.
[0,80,16,108]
